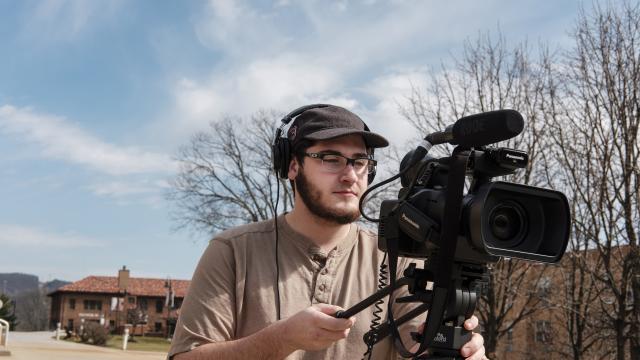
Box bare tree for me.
[126,307,148,340]
[168,110,294,236]
[168,108,400,237]
[546,2,640,359]
[400,31,558,357]
[14,289,49,331]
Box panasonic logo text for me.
[401,213,420,230]
[505,153,525,161]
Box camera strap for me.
[386,147,471,358]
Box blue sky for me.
[0,0,582,282]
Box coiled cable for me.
[362,252,388,360]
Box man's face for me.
[289,134,370,224]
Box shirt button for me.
[318,284,326,291]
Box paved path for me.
[4,331,167,360]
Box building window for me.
[83,300,103,310]
[174,298,183,309]
[128,296,135,304]
[507,329,513,352]
[155,322,162,332]
[535,320,551,344]
[156,299,163,313]
[537,277,551,297]
[626,286,635,309]
[109,320,115,329]
[67,319,74,330]
[139,298,148,311]
[69,298,76,310]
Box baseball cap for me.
[287,105,389,148]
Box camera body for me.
[378,147,570,264]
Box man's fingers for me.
[315,327,352,342]
[313,304,356,331]
[460,332,484,359]
[315,303,343,315]
[317,315,355,331]
[464,315,479,330]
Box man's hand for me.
[278,304,356,352]
[410,315,486,360]
[459,315,485,360]
[173,303,356,360]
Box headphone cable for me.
[274,178,282,321]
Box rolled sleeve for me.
[168,238,237,358]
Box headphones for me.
[271,104,377,184]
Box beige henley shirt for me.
[168,215,425,359]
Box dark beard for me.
[295,167,360,225]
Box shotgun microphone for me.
[426,109,524,148]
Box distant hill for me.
[0,273,70,296]
[0,273,71,331]
[0,273,39,296]
[42,279,70,294]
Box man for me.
[169,105,485,359]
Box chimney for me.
[118,266,129,291]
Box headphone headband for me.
[280,104,330,126]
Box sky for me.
[0,0,584,283]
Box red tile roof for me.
[50,276,190,298]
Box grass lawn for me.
[107,335,171,352]
[63,335,171,353]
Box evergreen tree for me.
[0,293,18,330]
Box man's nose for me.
[340,163,359,183]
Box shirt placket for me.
[312,250,337,304]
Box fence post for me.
[0,318,9,349]
[122,327,129,351]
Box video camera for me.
[379,143,569,264]
[337,110,570,359]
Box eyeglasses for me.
[304,152,377,175]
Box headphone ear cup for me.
[271,127,292,180]
[271,140,281,177]
[279,138,290,179]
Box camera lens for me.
[489,202,526,242]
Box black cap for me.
[287,105,389,148]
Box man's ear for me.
[287,158,299,180]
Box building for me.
[489,245,635,359]
[48,266,189,337]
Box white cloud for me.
[164,2,487,138]
[89,181,158,197]
[0,224,104,248]
[166,54,350,138]
[195,0,289,58]
[0,105,177,176]
[160,0,579,148]
[22,0,124,42]
[359,68,431,145]
[87,179,169,209]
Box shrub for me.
[79,322,109,346]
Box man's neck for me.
[284,208,352,253]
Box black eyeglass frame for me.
[304,152,377,174]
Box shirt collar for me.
[277,214,359,258]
